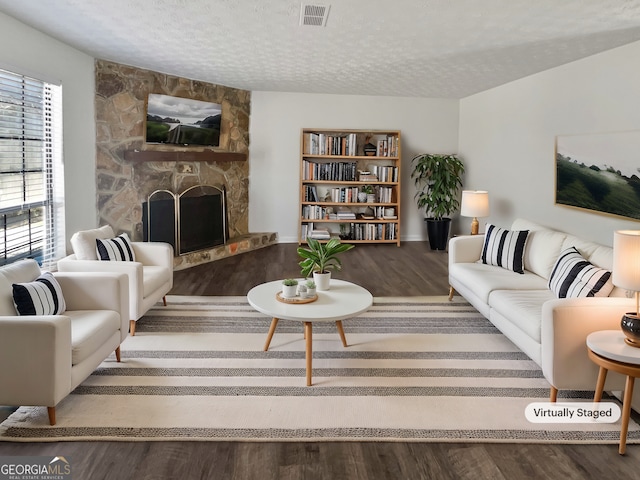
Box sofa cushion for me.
[12,272,66,315]
[548,247,614,298]
[96,233,136,262]
[70,225,115,260]
[481,224,529,274]
[450,262,549,304]
[143,266,170,298]
[0,259,42,315]
[489,289,555,343]
[68,310,121,365]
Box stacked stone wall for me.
[95,60,251,241]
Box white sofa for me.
[57,225,173,335]
[0,259,129,425]
[448,218,637,406]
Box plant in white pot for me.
[282,278,299,298]
[410,153,465,250]
[297,238,354,291]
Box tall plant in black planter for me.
[411,153,465,250]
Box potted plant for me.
[358,185,374,203]
[305,279,317,297]
[297,238,354,291]
[282,278,298,298]
[411,153,465,250]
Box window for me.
[0,68,64,267]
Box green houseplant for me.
[281,278,299,298]
[297,238,354,290]
[411,153,465,250]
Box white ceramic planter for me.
[313,272,331,291]
[282,283,298,298]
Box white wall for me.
[0,12,96,248]
[249,92,459,242]
[459,40,640,246]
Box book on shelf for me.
[308,228,331,240]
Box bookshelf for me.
[299,128,401,246]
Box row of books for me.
[302,204,397,220]
[303,133,358,156]
[373,186,394,203]
[303,185,319,202]
[302,160,358,181]
[302,205,359,220]
[376,136,399,157]
[348,222,397,241]
[370,165,398,182]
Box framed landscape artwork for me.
[145,93,222,147]
[555,130,640,221]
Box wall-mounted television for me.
[145,93,221,147]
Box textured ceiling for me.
[2,0,640,98]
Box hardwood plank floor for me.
[1,241,638,479]
[170,242,451,297]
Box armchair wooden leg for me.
[163,296,167,306]
[550,386,558,402]
[129,320,136,336]
[448,286,455,301]
[47,406,56,425]
[115,346,121,362]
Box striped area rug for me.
[1,295,639,443]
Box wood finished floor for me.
[1,242,638,480]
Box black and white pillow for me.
[481,224,529,274]
[13,272,66,316]
[96,233,136,262]
[548,246,614,298]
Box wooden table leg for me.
[593,366,607,402]
[263,317,279,351]
[619,375,635,455]
[336,320,348,347]
[305,322,313,386]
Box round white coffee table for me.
[247,279,373,386]
[587,330,640,455]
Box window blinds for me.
[0,68,64,267]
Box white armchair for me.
[0,259,129,425]
[57,225,174,335]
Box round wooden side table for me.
[586,330,640,455]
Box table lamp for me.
[460,190,489,235]
[613,230,640,347]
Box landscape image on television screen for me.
[146,93,221,147]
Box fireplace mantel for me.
[124,150,247,163]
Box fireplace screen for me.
[143,185,227,255]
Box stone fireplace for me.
[94,60,276,269]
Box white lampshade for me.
[613,230,640,291]
[461,190,490,218]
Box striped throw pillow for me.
[96,233,136,262]
[13,272,66,315]
[481,224,529,274]
[548,247,613,298]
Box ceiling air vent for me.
[300,4,330,27]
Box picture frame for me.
[555,130,640,221]
[145,93,221,147]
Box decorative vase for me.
[282,283,298,298]
[358,192,368,203]
[313,271,331,291]
[363,143,377,156]
[621,313,640,347]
